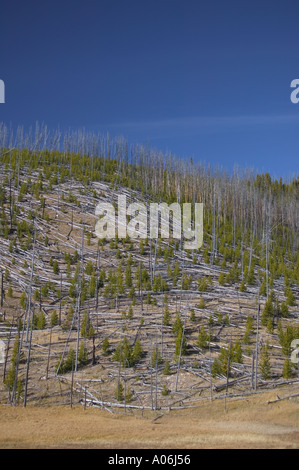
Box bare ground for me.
[1,389,299,449]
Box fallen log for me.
[267,392,299,404]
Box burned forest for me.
[0,123,298,414]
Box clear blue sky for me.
[1,0,299,179]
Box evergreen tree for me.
[36,310,46,329]
[198,277,208,292]
[259,276,267,296]
[175,329,187,357]
[50,310,59,327]
[163,304,171,326]
[280,301,289,318]
[282,357,293,379]
[232,339,243,363]
[115,380,124,401]
[190,309,196,322]
[259,342,271,380]
[102,336,110,355]
[127,305,133,320]
[151,345,163,367]
[125,385,132,403]
[80,311,94,338]
[216,311,223,325]
[239,279,247,292]
[261,298,274,326]
[218,272,226,286]
[53,259,60,275]
[64,348,75,372]
[57,348,75,374]
[62,306,74,331]
[266,317,274,334]
[113,336,134,367]
[197,327,209,349]
[286,288,296,306]
[246,264,255,285]
[7,284,13,298]
[33,288,40,302]
[78,343,88,366]
[163,359,171,375]
[20,291,27,309]
[89,273,97,298]
[4,334,23,400]
[181,273,192,290]
[85,260,94,275]
[172,313,183,335]
[212,347,231,377]
[133,338,143,362]
[211,357,222,378]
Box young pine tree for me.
[151,345,163,367]
[102,336,110,356]
[232,339,243,363]
[4,335,23,399]
[115,380,124,401]
[78,343,88,366]
[175,329,187,358]
[133,338,143,362]
[282,357,293,379]
[50,310,59,327]
[163,359,171,375]
[163,304,171,326]
[80,311,94,338]
[259,342,271,380]
[197,327,209,349]
[261,298,274,326]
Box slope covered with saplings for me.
[0,124,298,411]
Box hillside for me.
[0,126,298,427]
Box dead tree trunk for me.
[254,296,260,392]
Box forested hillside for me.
[0,123,298,411]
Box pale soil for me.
[0,389,299,449]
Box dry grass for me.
[1,388,299,449]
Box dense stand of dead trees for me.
[0,122,298,240]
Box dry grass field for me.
[1,388,299,449]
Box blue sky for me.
[1,0,299,179]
